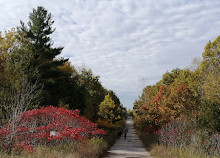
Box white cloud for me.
[1,0,220,109]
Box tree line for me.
[133,33,220,155]
[0,6,126,126]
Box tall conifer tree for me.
[18,6,68,105]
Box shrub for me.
[156,117,193,147]
[0,106,106,154]
[156,116,220,156]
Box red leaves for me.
[0,106,107,152]
[91,129,107,135]
[151,85,165,106]
[145,125,158,133]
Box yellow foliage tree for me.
[98,94,116,124]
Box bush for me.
[0,106,106,154]
[156,117,191,147]
[155,116,220,156]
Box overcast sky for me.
[1,0,220,109]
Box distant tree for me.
[127,109,133,117]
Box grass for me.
[150,144,220,158]
[137,131,220,158]
[0,138,107,158]
[0,146,80,158]
[75,138,108,158]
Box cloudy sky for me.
[1,0,220,109]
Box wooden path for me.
[103,117,152,158]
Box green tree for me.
[200,36,220,71]
[0,29,29,123]
[0,43,41,125]
[162,68,181,85]
[200,36,220,105]
[108,90,126,121]
[77,68,107,121]
[55,62,84,109]
[0,29,19,86]
[198,36,220,131]
[17,6,69,105]
[98,94,117,124]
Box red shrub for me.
[156,117,192,147]
[0,106,106,153]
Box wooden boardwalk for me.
[103,117,152,158]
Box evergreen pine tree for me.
[18,6,68,105]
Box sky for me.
[1,0,220,109]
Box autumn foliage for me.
[0,106,106,153]
[134,35,220,156]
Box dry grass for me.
[0,138,108,158]
[150,144,220,158]
[74,138,108,158]
[137,131,220,158]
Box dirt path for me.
[102,117,152,158]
